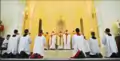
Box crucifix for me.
[57,16,65,33]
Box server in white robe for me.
[18,29,31,57]
[2,35,10,48]
[57,31,64,49]
[32,30,46,58]
[102,28,118,58]
[49,31,56,49]
[7,30,20,55]
[89,32,102,58]
[2,35,10,54]
[63,30,71,49]
[71,28,86,58]
[84,36,90,57]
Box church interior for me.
[0,0,120,60]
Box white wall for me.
[94,0,120,38]
[1,0,25,37]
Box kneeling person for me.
[30,30,46,58]
[18,29,31,58]
[89,32,102,58]
[7,30,20,58]
[71,28,86,58]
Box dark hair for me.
[75,28,80,33]
[14,29,18,34]
[13,30,18,37]
[84,36,86,39]
[66,30,68,32]
[91,32,96,39]
[40,30,43,33]
[7,34,10,37]
[105,28,112,36]
[24,29,29,34]
[46,32,48,34]
[23,29,29,36]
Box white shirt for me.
[18,35,31,54]
[72,34,86,56]
[102,34,118,57]
[89,38,100,55]
[33,35,46,56]
[7,35,20,54]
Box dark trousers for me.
[2,53,8,58]
[7,52,16,58]
[2,53,20,58]
[85,52,90,58]
[110,53,118,58]
[19,51,29,58]
[90,53,103,58]
[117,51,120,57]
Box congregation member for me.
[115,33,120,57]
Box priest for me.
[63,30,71,49]
[49,31,57,49]
[44,32,49,50]
[57,31,64,49]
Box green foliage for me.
[19,0,26,5]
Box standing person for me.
[71,30,76,49]
[44,32,49,50]
[115,34,120,57]
[30,30,46,58]
[57,31,64,49]
[49,31,56,49]
[18,29,31,58]
[71,28,86,58]
[7,30,20,58]
[89,32,102,58]
[102,28,118,58]
[63,30,71,49]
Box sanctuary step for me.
[44,50,73,58]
